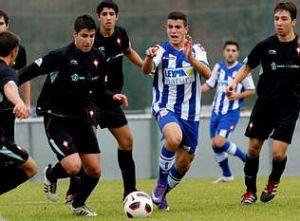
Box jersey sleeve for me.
[118,27,130,51]
[241,73,255,90]
[245,42,263,69]
[18,51,58,85]
[0,68,18,90]
[193,43,209,66]
[206,63,219,88]
[152,45,165,69]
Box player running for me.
[202,41,255,183]
[18,15,127,216]
[227,1,300,205]
[142,11,211,210]
[0,31,36,195]
[66,0,143,203]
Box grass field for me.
[1,177,300,221]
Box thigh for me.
[96,106,128,129]
[217,109,240,138]
[80,153,101,177]
[44,116,78,161]
[271,108,300,144]
[157,110,183,141]
[0,141,29,168]
[75,122,100,154]
[179,119,199,155]
[109,124,133,149]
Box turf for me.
[0,177,300,221]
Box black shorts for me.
[44,115,100,161]
[95,105,128,129]
[245,99,300,144]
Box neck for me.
[277,31,296,42]
[170,40,185,50]
[100,26,114,37]
[225,60,236,67]
[0,56,11,66]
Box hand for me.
[13,101,30,119]
[183,35,192,58]
[25,104,32,117]
[145,46,159,58]
[113,94,128,107]
[226,81,237,97]
[227,92,240,101]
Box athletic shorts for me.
[156,109,199,154]
[95,105,128,129]
[210,109,240,138]
[245,99,300,144]
[44,115,100,161]
[0,112,29,167]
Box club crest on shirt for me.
[70,59,78,66]
[268,49,277,55]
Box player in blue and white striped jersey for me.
[202,41,255,183]
[142,11,211,210]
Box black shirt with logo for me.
[246,35,300,104]
[94,26,130,107]
[18,43,109,120]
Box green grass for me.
[1,177,300,221]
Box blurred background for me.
[2,0,300,111]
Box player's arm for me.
[124,47,143,68]
[202,63,219,93]
[228,71,256,100]
[4,81,29,119]
[201,83,212,93]
[183,36,211,79]
[226,64,251,96]
[142,46,159,75]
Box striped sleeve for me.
[193,43,209,66]
[206,63,219,88]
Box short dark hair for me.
[274,1,297,20]
[167,11,188,26]
[0,31,19,57]
[96,0,119,15]
[74,15,96,33]
[223,40,240,51]
[0,10,9,26]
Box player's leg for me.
[109,124,137,198]
[260,140,288,202]
[70,122,100,217]
[43,116,82,202]
[71,153,100,217]
[0,143,37,195]
[152,110,182,210]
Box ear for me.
[292,19,296,27]
[115,13,119,22]
[10,47,19,65]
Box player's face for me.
[223,45,239,64]
[9,47,19,66]
[0,17,8,32]
[274,10,296,37]
[73,28,95,53]
[166,19,187,48]
[98,7,118,31]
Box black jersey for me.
[246,35,300,103]
[94,26,130,107]
[12,45,26,70]
[18,43,109,120]
[0,60,18,112]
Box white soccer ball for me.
[123,191,153,218]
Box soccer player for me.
[142,11,211,210]
[0,31,37,195]
[227,1,300,205]
[66,0,143,202]
[0,10,31,137]
[18,15,128,216]
[201,41,255,183]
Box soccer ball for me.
[123,191,153,218]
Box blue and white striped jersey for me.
[206,61,255,115]
[152,41,209,121]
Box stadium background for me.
[2,0,300,110]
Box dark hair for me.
[0,31,19,57]
[274,1,297,20]
[74,15,96,33]
[167,11,188,26]
[223,40,240,51]
[96,0,119,15]
[0,10,9,26]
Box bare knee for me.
[63,162,82,176]
[165,136,182,151]
[212,136,226,149]
[118,134,133,150]
[21,157,38,178]
[85,167,101,178]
